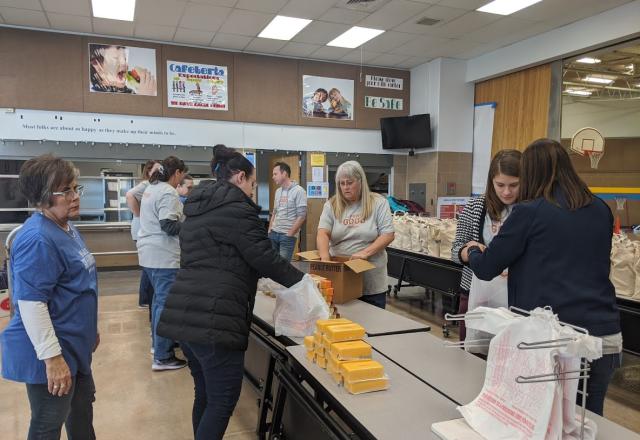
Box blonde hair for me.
[330,160,380,221]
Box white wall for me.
[466,0,640,82]
[410,58,473,152]
[561,98,640,138]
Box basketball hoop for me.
[585,150,604,169]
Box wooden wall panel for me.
[355,67,410,129]
[475,64,551,154]
[298,61,358,129]
[0,28,83,112]
[234,54,297,125]
[163,45,235,121]
[82,37,163,116]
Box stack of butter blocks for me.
[303,318,389,394]
[309,274,334,306]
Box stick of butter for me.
[304,336,315,351]
[330,340,372,360]
[316,354,327,369]
[339,360,384,382]
[345,376,389,394]
[324,323,366,343]
[316,318,353,334]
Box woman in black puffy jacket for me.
[158,145,303,440]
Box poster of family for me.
[167,61,228,111]
[302,75,354,120]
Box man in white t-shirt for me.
[268,162,307,261]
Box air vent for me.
[347,0,376,4]
[416,17,441,26]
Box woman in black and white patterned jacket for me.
[451,149,521,341]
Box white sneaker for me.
[150,347,154,354]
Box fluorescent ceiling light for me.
[576,57,601,64]
[565,89,592,96]
[327,26,385,49]
[583,76,615,84]
[258,15,312,41]
[477,0,542,15]
[92,0,136,21]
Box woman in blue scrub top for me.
[1,155,99,440]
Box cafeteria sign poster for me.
[167,61,228,111]
[302,75,354,120]
[89,44,157,96]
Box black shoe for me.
[152,356,187,371]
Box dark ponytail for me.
[211,144,254,180]
[149,156,188,184]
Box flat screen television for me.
[380,114,431,152]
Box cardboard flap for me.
[297,250,321,261]
[344,259,376,273]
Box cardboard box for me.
[297,250,376,304]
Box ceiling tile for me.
[455,41,505,59]
[0,0,41,10]
[235,0,288,13]
[278,41,321,57]
[423,11,501,38]
[211,32,252,50]
[244,37,288,53]
[318,7,369,25]
[433,38,484,57]
[174,27,215,45]
[218,9,274,36]
[358,0,432,29]
[0,7,49,27]
[489,21,555,47]
[393,4,468,34]
[134,23,177,41]
[464,16,539,44]
[291,21,351,45]
[435,0,488,10]
[93,17,135,37]
[335,0,392,13]
[396,56,432,68]
[359,31,414,53]
[135,0,186,27]
[369,53,411,67]
[279,0,335,20]
[41,0,90,16]
[339,49,384,64]
[189,0,238,6]
[393,34,452,57]
[512,0,602,22]
[311,45,353,61]
[179,4,232,32]
[47,12,92,32]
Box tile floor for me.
[0,270,638,439]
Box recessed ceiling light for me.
[565,89,592,96]
[258,15,312,41]
[327,26,385,49]
[477,0,543,15]
[576,57,601,64]
[583,76,615,84]
[92,0,136,21]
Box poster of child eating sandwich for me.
[89,43,157,96]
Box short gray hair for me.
[19,154,77,207]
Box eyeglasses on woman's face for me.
[52,185,84,200]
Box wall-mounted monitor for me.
[380,114,432,152]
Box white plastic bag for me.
[465,273,509,354]
[273,274,330,338]
[257,278,284,294]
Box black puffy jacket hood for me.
[183,179,260,218]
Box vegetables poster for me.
[167,61,228,111]
[89,44,157,96]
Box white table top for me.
[368,332,640,440]
[287,345,459,440]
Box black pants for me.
[25,371,96,440]
[359,292,387,309]
[181,342,245,440]
[578,352,622,416]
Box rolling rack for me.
[386,246,463,336]
[440,307,593,440]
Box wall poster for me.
[302,75,354,120]
[365,75,403,90]
[364,96,403,111]
[167,61,228,110]
[89,44,157,96]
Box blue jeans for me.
[25,372,96,440]
[578,352,622,416]
[181,342,245,440]
[268,231,297,261]
[359,292,387,309]
[138,268,154,307]
[145,267,178,362]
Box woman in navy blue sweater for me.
[460,138,621,416]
